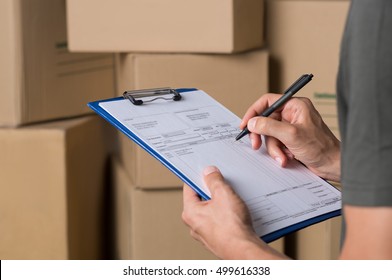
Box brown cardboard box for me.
[0,116,111,259]
[66,0,264,53]
[116,49,269,187]
[289,217,342,260]
[112,157,284,259]
[0,0,115,127]
[266,0,350,138]
[112,157,216,260]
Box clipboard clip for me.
[123,87,182,105]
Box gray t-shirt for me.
[337,0,392,206]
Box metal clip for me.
[123,87,182,105]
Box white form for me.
[99,90,341,238]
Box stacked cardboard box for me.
[266,0,350,259]
[66,0,264,53]
[112,157,218,260]
[0,0,115,127]
[0,116,112,259]
[67,0,285,259]
[0,0,115,259]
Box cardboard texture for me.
[0,116,111,259]
[291,217,342,260]
[112,158,284,259]
[112,158,216,260]
[66,0,264,53]
[266,0,350,138]
[116,49,269,188]
[0,0,115,127]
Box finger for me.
[182,184,204,229]
[250,132,262,150]
[247,116,296,146]
[283,147,295,160]
[183,184,202,207]
[264,136,288,167]
[240,94,284,128]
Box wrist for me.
[310,136,341,182]
[225,231,289,260]
[320,142,341,182]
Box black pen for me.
[235,73,314,141]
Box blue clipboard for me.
[88,87,341,243]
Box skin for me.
[182,94,392,259]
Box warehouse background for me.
[0,0,349,260]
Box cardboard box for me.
[0,116,111,259]
[112,157,216,260]
[116,49,269,187]
[289,217,342,260]
[112,158,284,259]
[66,0,264,53]
[266,0,350,138]
[0,0,115,127]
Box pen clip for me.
[283,74,312,95]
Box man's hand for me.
[182,166,288,260]
[241,94,341,182]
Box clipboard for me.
[88,87,341,243]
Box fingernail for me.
[274,157,283,166]
[203,166,219,176]
[248,118,256,130]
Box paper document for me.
[91,89,341,242]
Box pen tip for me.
[235,129,247,141]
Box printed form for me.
[99,90,341,238]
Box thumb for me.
[203,166,229,198]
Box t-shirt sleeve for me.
[337,0,392,206]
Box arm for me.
[340,205,392,259]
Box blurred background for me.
[0,0,349,260]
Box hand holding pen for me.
[235,73,313,141]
